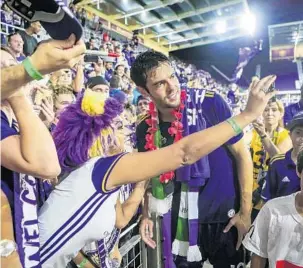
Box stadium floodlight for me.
[241,12,256,35]
[215,20,227,34]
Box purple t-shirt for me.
[261,150,300,202]
[1,111,19,209]
[105,69,114,83]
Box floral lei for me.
[144,90,187,183]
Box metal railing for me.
[0,21,24,35]
[119,218,148,268]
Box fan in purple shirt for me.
[133,51,254,268]
[104,56,115,82]
[262,112,303,202]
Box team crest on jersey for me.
[228,209,235,218]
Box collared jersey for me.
[38,153,127,268]
[250,128,290,209]
[136,89,243,223]
[261,150,300,202]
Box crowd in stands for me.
[1,2,303,268]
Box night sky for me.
[171,0,303,89]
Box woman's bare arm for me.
[115,181,148,229]
[251,254,267,268]
[1,191,22,268]
[1,93,61,179]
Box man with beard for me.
[132,51,259,268]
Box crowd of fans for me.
[1,2,303,268]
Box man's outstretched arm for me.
[1,34,85,100]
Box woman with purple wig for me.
[38,74,276,268]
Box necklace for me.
[144,90,186,183]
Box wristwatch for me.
[0,239,17,257]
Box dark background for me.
[171,0,303,89]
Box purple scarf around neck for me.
[176,89,210,186]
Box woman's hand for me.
[40,98,55,127]
[252,118,266,137]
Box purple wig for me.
[53,92,125,172]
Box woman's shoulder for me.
[277,127,289,136]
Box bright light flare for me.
[241,13,256,35]
[215,20,227,34]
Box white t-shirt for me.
[243,193,303,268]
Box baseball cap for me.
[5,0,83,41]
[86,76,109,88]
[286,111,303,131]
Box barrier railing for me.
[119,218,148,268]
[0,21,23,35]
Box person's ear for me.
[296,168,301,178]
[137,86,150,98]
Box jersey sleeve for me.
[203,92,243,145]
[242,204,271,258]
[91,153,128,194]
[1,111,18,141]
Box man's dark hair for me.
[297,150,303,174]
[130,50,170,90]
[7,32,21,43]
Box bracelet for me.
[260,134,267,140]
[22,57,43,81]
[226,118,242,135]
[77,258,88,268]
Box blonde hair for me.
[275,99,285,128]
[82,89,122,158]
[265,99,285,128]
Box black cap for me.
[86,76,109,88]
[286,111,303,131]
[5,0,83,41]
